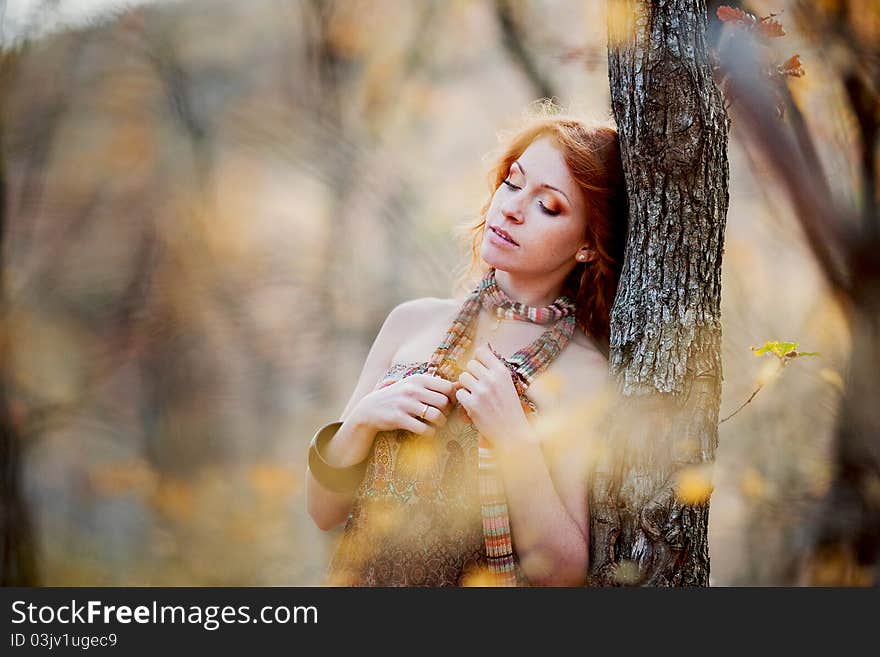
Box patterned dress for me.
[325,360,540,587]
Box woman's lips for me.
[488,226,519,248]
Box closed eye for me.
[503,179,560,216]
[539,202,560,216]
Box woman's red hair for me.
[453,102,628,358]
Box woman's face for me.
[479,135,590,276]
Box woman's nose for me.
[500,195,525,222]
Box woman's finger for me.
[458,370,478,392]
[416,388,451,411]
[454,386,472,410]
[408,400,447,428]
[414,374,457,396]
[464,357,490,379]
[473,344,503,371]
[400,413,435,436]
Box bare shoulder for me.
[383,296,461,347]
[410,296,460,313]
[553,335,613,403]
[388,296,459,325]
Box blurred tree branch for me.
[493,0,558,100]
[789,0,877,236]
[716,1,880,585]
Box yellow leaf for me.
[460,566,503,587]
[674,465,713,504]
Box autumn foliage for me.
[714,5,805,116]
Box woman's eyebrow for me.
[512,161,571,205]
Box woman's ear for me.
[576,246,598,263]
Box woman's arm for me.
[305,300,415,531]
[455,343,608,586]
[495,427,590,586]
[498,362,612,586]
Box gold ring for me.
[420,403,429,420]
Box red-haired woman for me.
[306,104,628,586]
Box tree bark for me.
[589,0,729,586]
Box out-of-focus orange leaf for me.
[460,566,503,587]
[249,464,299,498]
[674,465,714,504]
[716,6,753,24]
[149,477,194,523]
[607,0,637,46]
[756,17,786,39]
[779,54,804,77]
[716,6,786,38]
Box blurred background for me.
[0,0,863,585]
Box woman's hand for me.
[352,373,457,437]
[455,343,533,452]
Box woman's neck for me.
[492,267,569,307]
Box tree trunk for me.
[589,0,729,586]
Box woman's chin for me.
[479,241,516,268]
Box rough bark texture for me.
[589,0,729,586]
